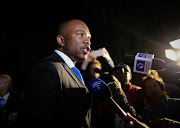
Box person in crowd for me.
[80,47,114,85]
[0,74,23,128]
[80,50,136,128]
[23,19,92,128]
[111,63,145,116]
[150,70,180,98]
[81,58,102,86]
[141,75,180,128]
[80,48,115,128]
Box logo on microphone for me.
[136,60,145,72]
[89,78,108,93]
[134,53,154,74]
[92,81,101,90]
[138,53,147,58]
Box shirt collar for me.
[0,92,10,104]
[54,49,75,68]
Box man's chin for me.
[77,56,86,62]
[84,54,88,59]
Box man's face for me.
[0,79,8,95]
[0,80,5,90]
[114,68,132,85]
[63,21,91,62]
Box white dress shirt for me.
[54,49,85,84]
[54,49,75,68]
[0,92,10,105]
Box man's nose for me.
[84,35,91,44]
[84,39,91,45]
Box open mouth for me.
[82,46,91,55]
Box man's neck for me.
[0,91,9,98]
[54,49,75,68]
[0,92,7,97]
[56,48,77,64]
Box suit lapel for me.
[63,63,85,88]
[50,51,87,89]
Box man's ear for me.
[57,35,64,47]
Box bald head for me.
[0,74,12,86]
[58,19,89,37]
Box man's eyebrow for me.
[77,30,91,39]
[77,30,85,33]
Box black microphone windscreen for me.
[151,58,166,71]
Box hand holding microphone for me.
[126,113,150,128]
[89,78,134,127]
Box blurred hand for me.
[81,51,97,70]
[101,47,115,68]
[101,47,112,61]
[8,112,18,125]
[153,118,180,128]
[124,113,149,128]
[85,51,97,63]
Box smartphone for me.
[91,49,104,58]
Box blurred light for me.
[165,49,177,61]
[169,39,180,49]
[177,51,180,60]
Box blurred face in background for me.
[144,79,163,101]
[0,79,6,92]
[113,67,132,85]
[89,63,102,78]
[0,78,9,96]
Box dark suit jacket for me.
[24,51,92,128]
[0,91,23,128]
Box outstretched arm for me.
[125,113,150,128]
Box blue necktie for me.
[71,67,84,84]
[0,98,5,111]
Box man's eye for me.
[78,33,83,36]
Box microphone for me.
[89,78,134,127]
[123,55,166,71]
[123,54,180,73]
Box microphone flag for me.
[133,53,154,74]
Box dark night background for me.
[1,1,180,93]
